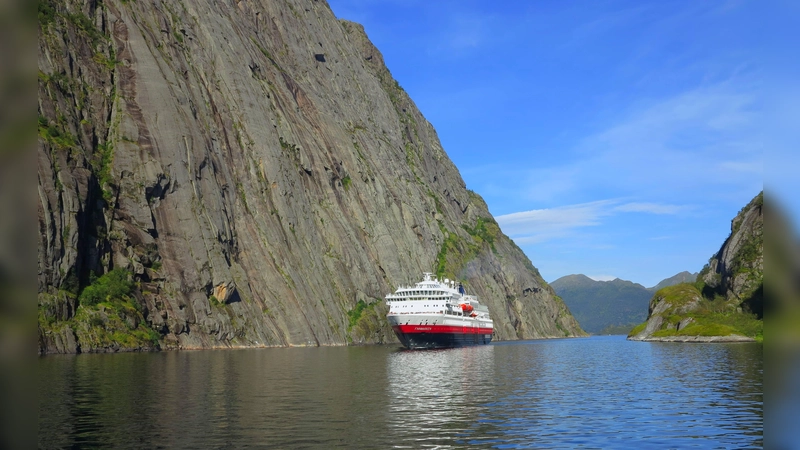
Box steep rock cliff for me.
[629,192,763,342]
[700,192,764,314]
[38,0,584,354]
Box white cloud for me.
[613,202,686,214]
[496,199,687,244]
[588,275,617,281]
[514,79,761,205]
[496,200,614,243]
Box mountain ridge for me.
[649,271,697,291]
[551,271,698,334]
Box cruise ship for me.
[386,273,493,349]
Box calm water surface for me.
[39,336,762,448]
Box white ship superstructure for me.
[386,273,493,349]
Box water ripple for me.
[39,336,762,449]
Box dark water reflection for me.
[39,336,762,448]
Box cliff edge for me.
[628,192,763,342]
[38,0,584,354]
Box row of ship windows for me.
[394,304,444,309]
[399,291,448,296]
[393,311,466,316]
[392,305,468,317]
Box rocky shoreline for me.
[628,335,756,343]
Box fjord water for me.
[39,336,762,448]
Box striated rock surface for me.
[37,0,585,354]
[700,192,764,312]
[629,192,763,342]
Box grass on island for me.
[628,283,763,342]
[627,322,647,337]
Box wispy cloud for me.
[590,82,758,154]
[565,4,650,49]
[613,202,687,214]
[649,235,675,241]
[496,199,687,244]
[588,275,617,282]
[444,14,486,50]
[496,200,613,243]
[515,78,761,205]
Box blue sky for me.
[327,0,769,287]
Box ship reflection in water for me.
[386,345,497,444]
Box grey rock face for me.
[677,317,694,331]
[38,0,585,353]
[701,193,764,304]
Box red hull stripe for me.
[393,324,493,335]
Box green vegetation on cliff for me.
[71,300,161,351]
[346,299,391,344]
[79,269,134,306]
[435,216,500,280]
[38,270,161,353]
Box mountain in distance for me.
[551,272,698,335]
[649,271,697,292]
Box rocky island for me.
[628,192,763,342]
[37,0,585,354]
